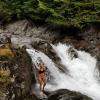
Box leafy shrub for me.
[0,0,100,30]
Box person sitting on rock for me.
[37,62,47,94]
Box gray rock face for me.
[0,20,99,57]
[48,89,92,100]
[0,45,36,100]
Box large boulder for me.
[0,44,37,100]
[48,89,92,100]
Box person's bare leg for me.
[40,81,44,95]
[43,82,46,92]
[40,82,42,92]
[38,77,43,93]
[42,77,47,92]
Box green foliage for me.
[0,0,100,29]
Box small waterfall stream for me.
[26,43,100,100]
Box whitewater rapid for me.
[26,43,100,100]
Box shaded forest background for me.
[0,0,100,31]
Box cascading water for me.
[26,43,100,100]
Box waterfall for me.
[26,43,100,100]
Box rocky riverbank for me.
[0,43,34,100]
[0,19,100,56]
[0,19,100,100]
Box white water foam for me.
[27,43,100,100]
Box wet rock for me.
[48,89,92,100]
[0,59,11,100]
[68,47,78,59]
[0,20,99,57]
[0,44,36,100]
[32,40,68,73]
[7,47,33,100]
